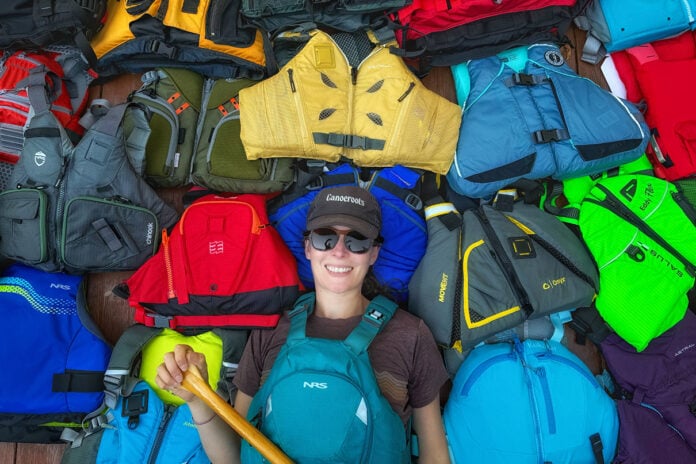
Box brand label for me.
[542,276,566,290]
[303,381,328,389]
[50,283,71,290]
[325,193,365,206]
[209,240,224,255]
[34,151,46,167]
[438,273,448,303]
[145,222,154,245]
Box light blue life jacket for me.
[447,43,649,200]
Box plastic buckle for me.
[151,314,174,328]
[122,390,149,430]
[404,193,423,211]
[533,129,567,144]
[306,176,325,191]
[513,73,536,86]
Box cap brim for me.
[306,214,379,239]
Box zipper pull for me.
[287,69,296,92]
[351,67,358,85]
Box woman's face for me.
[304,225,380,296]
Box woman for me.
[156,185,451,463]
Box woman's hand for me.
[155,343,209,403]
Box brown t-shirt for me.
[234,308,449,426]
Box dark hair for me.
[361,268,399,302]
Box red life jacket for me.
[612,31,696,181]
[120,192,303,331]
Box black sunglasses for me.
[304,228,381,254]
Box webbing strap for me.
[134,306,281,330]
[52,371,105,393]
[92,218,123,251]
[344,295,397,354]
[313,132,385,150]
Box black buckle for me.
[404,193,423,211]
[533,129,568,144]
[306,176,325,191]
[122,390,149,430]
[512,73,537,86]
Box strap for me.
[285,292,397,353]
[592,183,696,277]
[581,32,607,65]
[372,175,423,211]
[589,432,605,464]
[52,371,105,393]
[313,132,385,150]
[344,295,398,354]
[133,306,281,330]
[92,218,123,251]
[286,292,316,343]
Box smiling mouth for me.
[325,265,352,273]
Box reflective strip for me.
[424,202,457,220]
[355,398,368,425]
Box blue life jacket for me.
[444,337,619,464]
[241,292,409,463]
[447,43,649,200]
[269,163,426,303]
[0,263,111,443]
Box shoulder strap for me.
[344,295,398,354]
[286,292,316,343]
[285,292,398,354]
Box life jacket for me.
[0,0,107,63]
[89,0,267,79]
[119,192,302,331]
[241,0,410,35]
[61,324,249,463]
[577,0,696,64]
[239,28,461,175]
[390,0,583,67]
[446,43,649,200]
[268,162,427,304]
[0,81,179,273]
[0,263,111,443]
[611,31,696,181]
[241,293,409,464]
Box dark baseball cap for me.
[306,186,382,239]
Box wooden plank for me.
[16,443,65,464]
[0,442,17,464]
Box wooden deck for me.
[1,25,607,464]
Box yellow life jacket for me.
[91,0,267,78]
[239,29,461,174]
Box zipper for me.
[190,77,214,181]
[514,339,545,464]
[147,404,175,464]
[133,93,180,176]
[590,184,696,277]
[683,0,695,23]
[162,229,175,300]
[178,200,262,236]
[328,33,383,150]
[536,367,556,434]
[287,69,311,146]
[473,208,534,317]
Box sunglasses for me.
[305,228,381,254]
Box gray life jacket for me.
[0,69,178,273]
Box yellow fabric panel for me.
[140,329,223,406]
[240,30,461,174]
[91,0,156,59]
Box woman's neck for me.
[313,289,368,319]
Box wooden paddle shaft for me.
[181,365,293,464]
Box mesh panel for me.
[330,31,373,67]
[0,161,15,191]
